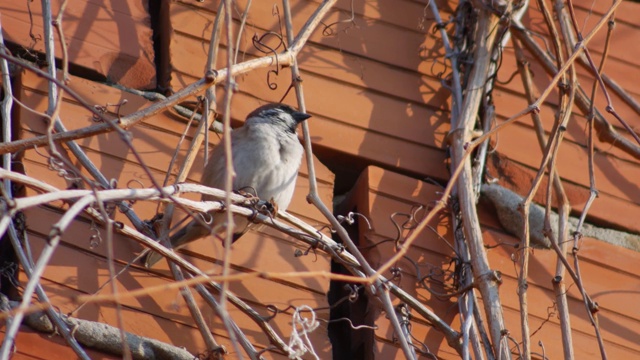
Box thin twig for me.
[0,2,335,156]
[217,1,244,358]
[356,3,622,357]
[233,0,252,66]
[7,222,91,359]
[282,0,415,358]
[510,21,640,160]
[556,4,613,357]
[193,281,259,359]
[152,1,224,354]
[1,166,462,355]
[513,34,574,360]
[1,14,91,359]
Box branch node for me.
[198,345,227,359]
[571,231,583,240]
[205,69,217,82]
[1,196,16,209]
[48,226,62,241]
[574,40,583,51]
[477,270,503,285]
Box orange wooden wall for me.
[2,0,639,358]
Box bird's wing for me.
[200,134,229,193]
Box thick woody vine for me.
[0,1,638,360]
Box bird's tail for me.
[143,215,252,268]
[143,220,208,268]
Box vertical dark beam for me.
[149,0,172,94]
[328,207,373,360]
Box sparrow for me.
[144,103,311,268]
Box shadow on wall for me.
[0,0,155,89]
[293,0,453,196]
[295,1,461,358]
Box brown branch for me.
[13,300,195,360]
[512,34,575,360]
[510,23,640,160]
[282,0,417,357]
[0,0,334,157]
[448,8,506,356]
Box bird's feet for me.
[235,187,258,200]
[255,198,278,217]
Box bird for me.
[144,103,311,268]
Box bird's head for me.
[245,103,311,134]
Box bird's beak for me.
[292,111,312,123]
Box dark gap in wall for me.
[327,202,374,360]
[0,211,26,302]
[4,41,107,83]
[312,149,370,198]
[0,79,27,302]
[313,146,447,198]
[148,0,172,95]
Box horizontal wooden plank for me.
[571,0,640,28]
[22,152,331,231]
[170,41,451,179]
[491,84,640,166]
[374,302,640,359]
[230,91,450,180]
[498,298,637,357]
[175,51,640,183]
[485,152,640,234]
[15,276,298,359]
[17,69,334,181]
[525,2,640,83]
[362,165,640,276]
[171,0,640,118]
[0,0,155,88]
[24,228,332,357]
[496,46,640,134]
[513,3,640,139]
[170,0,443,76]
[170,21,450,112]
[178,0,453,34]
[1,325,117,360]
[495,120,640,205]
[375,276,640,358]
[154,227,332,295]
[358,193,453,256]
[17,70,334,226]
[169,0,640,195]
[482,230,640,349]
[348,166,640,350]
[23,197,331,292]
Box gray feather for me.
[144,104,308,268]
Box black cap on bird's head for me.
[246,103,311,133]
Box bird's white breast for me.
[202,122,303,212]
